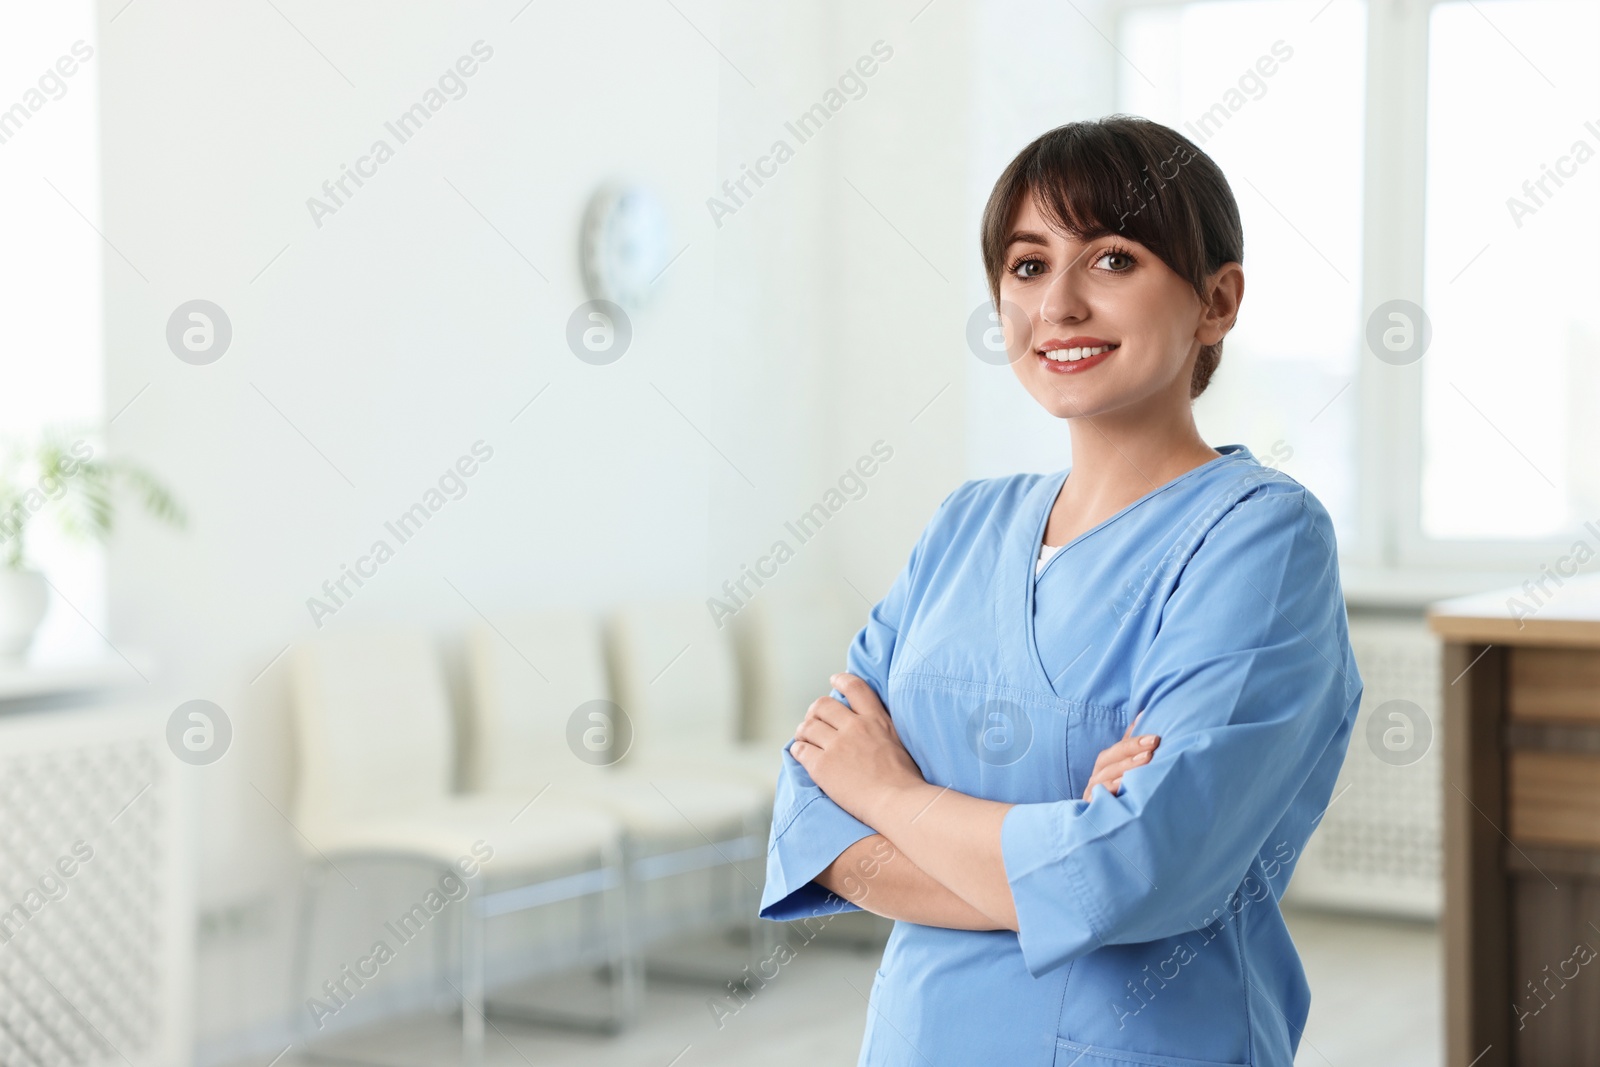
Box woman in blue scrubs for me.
[760,115,1363,1067]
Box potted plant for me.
[0,428,185,659]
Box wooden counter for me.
[1428,575,1600,1066]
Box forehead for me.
[1004,189,1117,249]
[1006,190,1051,231]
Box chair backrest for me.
[608,598,741,759]
[287,627,452,827]
[465,611,612,792]
[735,583,861,743]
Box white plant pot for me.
[0,568,49,659]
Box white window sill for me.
[1338,564,1534,613]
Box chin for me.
[1030,387,1109,421]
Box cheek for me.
[996,292,1035,358]
[1003,318,1026,359]
[1142,281,1204,345]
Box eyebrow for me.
[1003,229,1053,249]
[1003,227,1120,251]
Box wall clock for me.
[580,183,671,312]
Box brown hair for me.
[979,115,1243,399]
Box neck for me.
[1060,397,1219,503]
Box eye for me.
[1007,255,1046,279]
[1094,246,1136,272]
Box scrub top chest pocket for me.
[885,669,1080,807]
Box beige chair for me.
[734,582,865,747]
[733,583,898,948]
[464,611,770,976]
[608,598,790,798]
[287,627,637,1066]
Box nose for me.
[1039,263,1089,327]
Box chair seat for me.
[307,795,623,872]
[623,743,783,801]
[530,773,767,839]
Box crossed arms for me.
[791,673,1158,931]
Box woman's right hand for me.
[1083,714,1160,801]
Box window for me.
[1118,0,1368,541]
[0,2,105,660]
[1114,0,1598,572]
[1421,0,1600,542]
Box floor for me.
[258,907,1441,1067]
[1289,909,1441,1066]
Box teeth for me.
[1042,344,1115,362]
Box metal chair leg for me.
[620,833,651,982]
[295,849,643,1064]
[434,887,452,1013]
[632,819,771,988]
[605,839,642,1030]
[744,812,771,972]
[460,874,485,1067]
[290,861,326,1046]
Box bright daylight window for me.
[0,1,104,659]
[1118,0,1600,568]
[1422,0,1600,541]
[1116,0,1368,543]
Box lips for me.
[1038,339,1119,364]
[1039,337,1117,350]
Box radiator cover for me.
[0,704,191,1067]
[1286,613,1443,918]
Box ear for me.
[1196,262,1244,346]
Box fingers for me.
[1110,733,1161,764]
[830,672,887,718]
[1082,768,1115,800]
[804,695,850,731]
[793,719,832,748]
[1081,773,1127,802]
[1082,730,1160,802]
[1098,750,1154,779]
[792,696,836,748]
[795,696,847,747]
[1088,733,1160,776]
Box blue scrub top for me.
[760,443,1363,1067]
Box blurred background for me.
[1,0,1597,1064]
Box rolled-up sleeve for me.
[758,757,878,920]
[758,485,963,922]
[1000,487,1362,976]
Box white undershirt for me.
[1036,541,1064,575]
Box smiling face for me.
[998,189,1237,422]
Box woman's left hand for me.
[790,672,926,822]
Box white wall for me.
[98,0,980,1057]
[965,0,1121,480]
[822,2,976,588]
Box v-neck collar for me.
[1033,443,1253,583]
[1004,443,1254,697]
